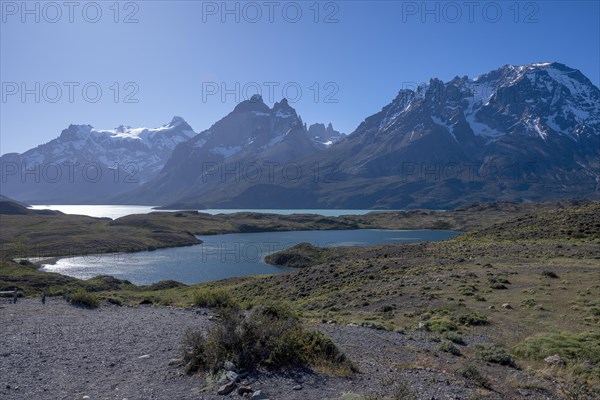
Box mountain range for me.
[0,99,343,204]
[1,62,598,209]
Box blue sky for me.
[1,0,599,154]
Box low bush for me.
[458,284,478,296]
[520,298,538,309]
[181,304,354,376]
[438,340,462,356]
[541,270,559,279]
[106,296,123,306]
[513,332,600,380]
[490,283,508,290]
[475,344,517,367]
[193,289,234,308]
[423,317,458,333]
[457,311,488,326]
[457,364,491,388]
[69,289,100,308]
[442,331,465,345]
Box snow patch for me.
[193,139,207,148]
[431,116,458,142]
[210,145,242,157]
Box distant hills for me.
[1,62,598,209]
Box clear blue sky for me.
[1,0,599,154]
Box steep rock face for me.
[308,122,345,148]
[160,62,599,209]
[122,95,327,205]
[0,117,195,203]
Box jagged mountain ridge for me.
[157,62,599,209]
[0,117,197,203]
[118,95,344,205]
[1,96,344,204]
[2,62,597,208]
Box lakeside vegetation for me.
[1,200,599,396]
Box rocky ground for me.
[0,298,561,400]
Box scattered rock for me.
[251,390,269,399]
[502,303,513,309]
[237,385,254,396]
[292,384,302,390]
[544,354,566,366]
[226,370,239,382]
[217,381,237,395]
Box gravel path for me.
[1,298,558,400]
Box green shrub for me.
[513,332,600,379]
[442,331,465,345]
[181,305,354,376]
[457,311,488,326]
[69,289,100,308]
[490,283,508,290]
[458,284,478,296]
[494,276,511,284]
[389,381,417,400]
[256,301,297,320]
[423,317,458,333]
[379,305,395,313]
[106,296,123,306]
[520,298,538,309]
[475,344,517,367]
[457,364,491,388]
[193,289,234,308]
[438,340,462,356]
[326,394,366,400]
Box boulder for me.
[251,391,269,400]
[544,354,566,366]
[226,371,239,382]
[237,386,254,396]
[217,381,237,395]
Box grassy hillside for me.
[1,201,598,394]
[110,202,599,393]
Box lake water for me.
[28,205,395,219]
[41,229,458,285]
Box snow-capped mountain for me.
[117,95,340,205]
[308,123,345,148]
[0,117,196,203]
[3,62,597,209]
[427,62,600,141]
[152,62,599,209]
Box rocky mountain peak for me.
[59,124,94,141]
[233,94,270,113]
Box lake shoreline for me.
[40,229,459,285]
[2,199,591,295]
